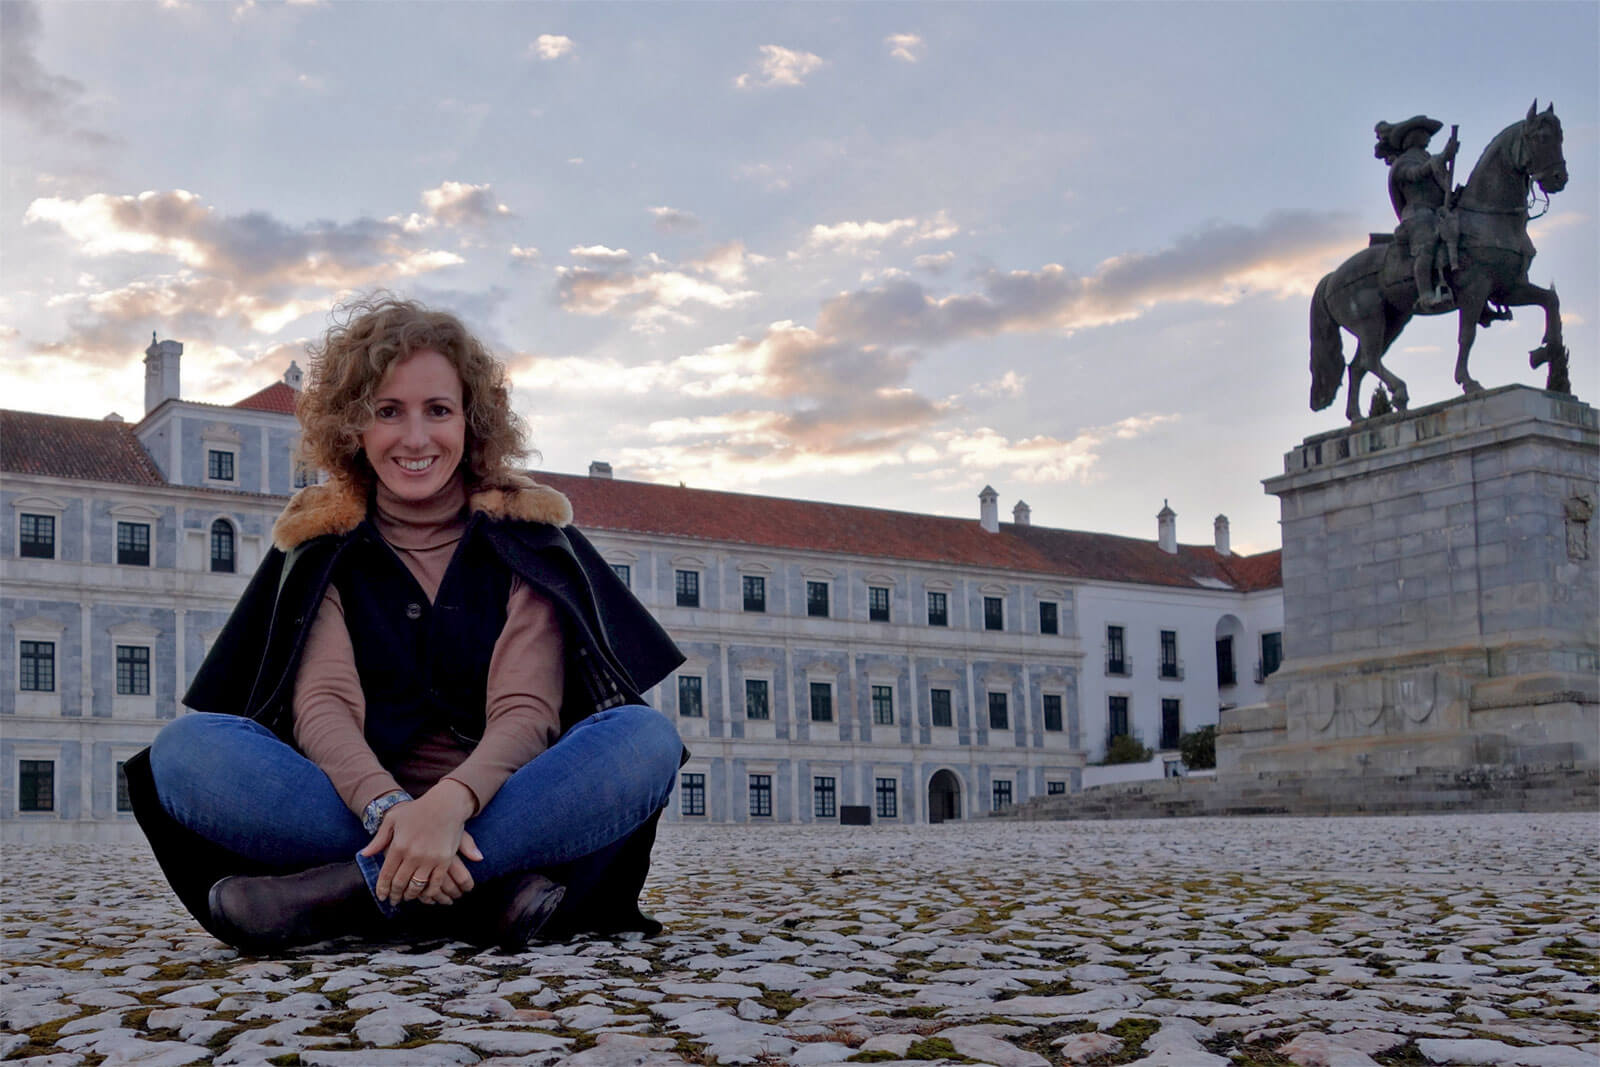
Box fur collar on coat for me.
[271,471,573,551]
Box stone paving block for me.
[4,819,1599,1066]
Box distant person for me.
[126,294,685,953]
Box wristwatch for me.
[362,789,414,834]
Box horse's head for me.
[1521,100,1567,194]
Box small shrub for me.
[1179,725,1216,770]
[1103,733,1152,764]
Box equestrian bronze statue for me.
[1310,101,1571,421]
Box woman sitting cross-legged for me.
[125,295,686,954]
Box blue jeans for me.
[148,706,682,915]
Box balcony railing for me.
[1105,653,1131,677]
[1159,658,1184,681]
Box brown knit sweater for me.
[291,477,564,817]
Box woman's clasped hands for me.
[361,779,483,907]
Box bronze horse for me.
[1311,102,1569,421]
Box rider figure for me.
[1374,115,1459,313]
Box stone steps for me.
[996,763,1600,820]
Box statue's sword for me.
[1441,125,1462,273]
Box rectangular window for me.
[868,586,890,622]
[1047,780,1067,796]
[1109,695,1130,739]
[875,776,898,818]
[677,675,703,718]
[610,563,631,588]
[1106,625,1127,675]
[809,682,833,722]
[19,513,55,559]
[19,641,55,692]
[675,569,700,608]
[983,596,1004,631]
[927,591,948,627]
[293,463,314,489]
[930,688,953,728]
[749,774,772,817]
[1261,631,1284,679]
[207,449,235,481]
[871,684,894,725]
[1160,630,1179,678]
[992,780,1014,811]
[116,522,151,566]
[19,759,54,812]
[115,645,150,696]
[988,691,1009,731]
[1043,693,1063,732]
[1161,698,1181,750]
[813,776,837,819]
[1216,635,1236,687]
[681,772,706,816]
[806,580,829,618]
[115,761,134,812]
[1039,601,1058,635]
[742,575,766,612]
[745,679,770,720]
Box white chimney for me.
[144,333,182,416]
[1013,500,1031,526]
[283,360,304,390]
[588,460,613,479]
[1214,514,1232,556]
[979,485,1000,533]
[1157,499,1177,554]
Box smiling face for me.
[360,349,466,502]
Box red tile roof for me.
[536,472,1281,592]
[0,410,167,486]
[232,382,299,414]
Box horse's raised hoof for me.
[1529,343,1567,369]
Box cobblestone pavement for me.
[4,814,1598,1066]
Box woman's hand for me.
[361,780,483,906]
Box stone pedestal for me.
[1220,386,1598,778]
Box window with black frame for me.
[19,513,55,559]
[742,575,766,612]
[674,569,699,607]
[806,580,829,618]
[210,519,235,573]
[116,522,150,566]
[748,774,772,817]
[680,772,706,816]
[744,679,770,720]
[813,776,836,818]
[927,591,948,626]
[868,585,890,621]
[677,676,703,718]
[1043,693,1063,732]
[809,682,833,722]
[983,596,1003,631]
[1039,601,1058,634]
[930,688,953,728]
[875,777,897,818]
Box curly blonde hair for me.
[297,294,530,487]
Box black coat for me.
[126,475,686,943]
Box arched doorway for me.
[928,770,962,824]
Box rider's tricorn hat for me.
[1374,115,1444,157]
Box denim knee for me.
[613,705,684,792]
[149,713,266,795]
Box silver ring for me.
[409,877,429,886]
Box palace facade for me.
[1,340,1280,842]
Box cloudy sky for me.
[3,1,1595,553]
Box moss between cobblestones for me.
[1200,1037,1295,1066]
[754,988,804,1016]
[1373,1041,1430,1065]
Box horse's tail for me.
[1309,271,1344,411]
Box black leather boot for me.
[208,861,381,954]
[452,871,566,951]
